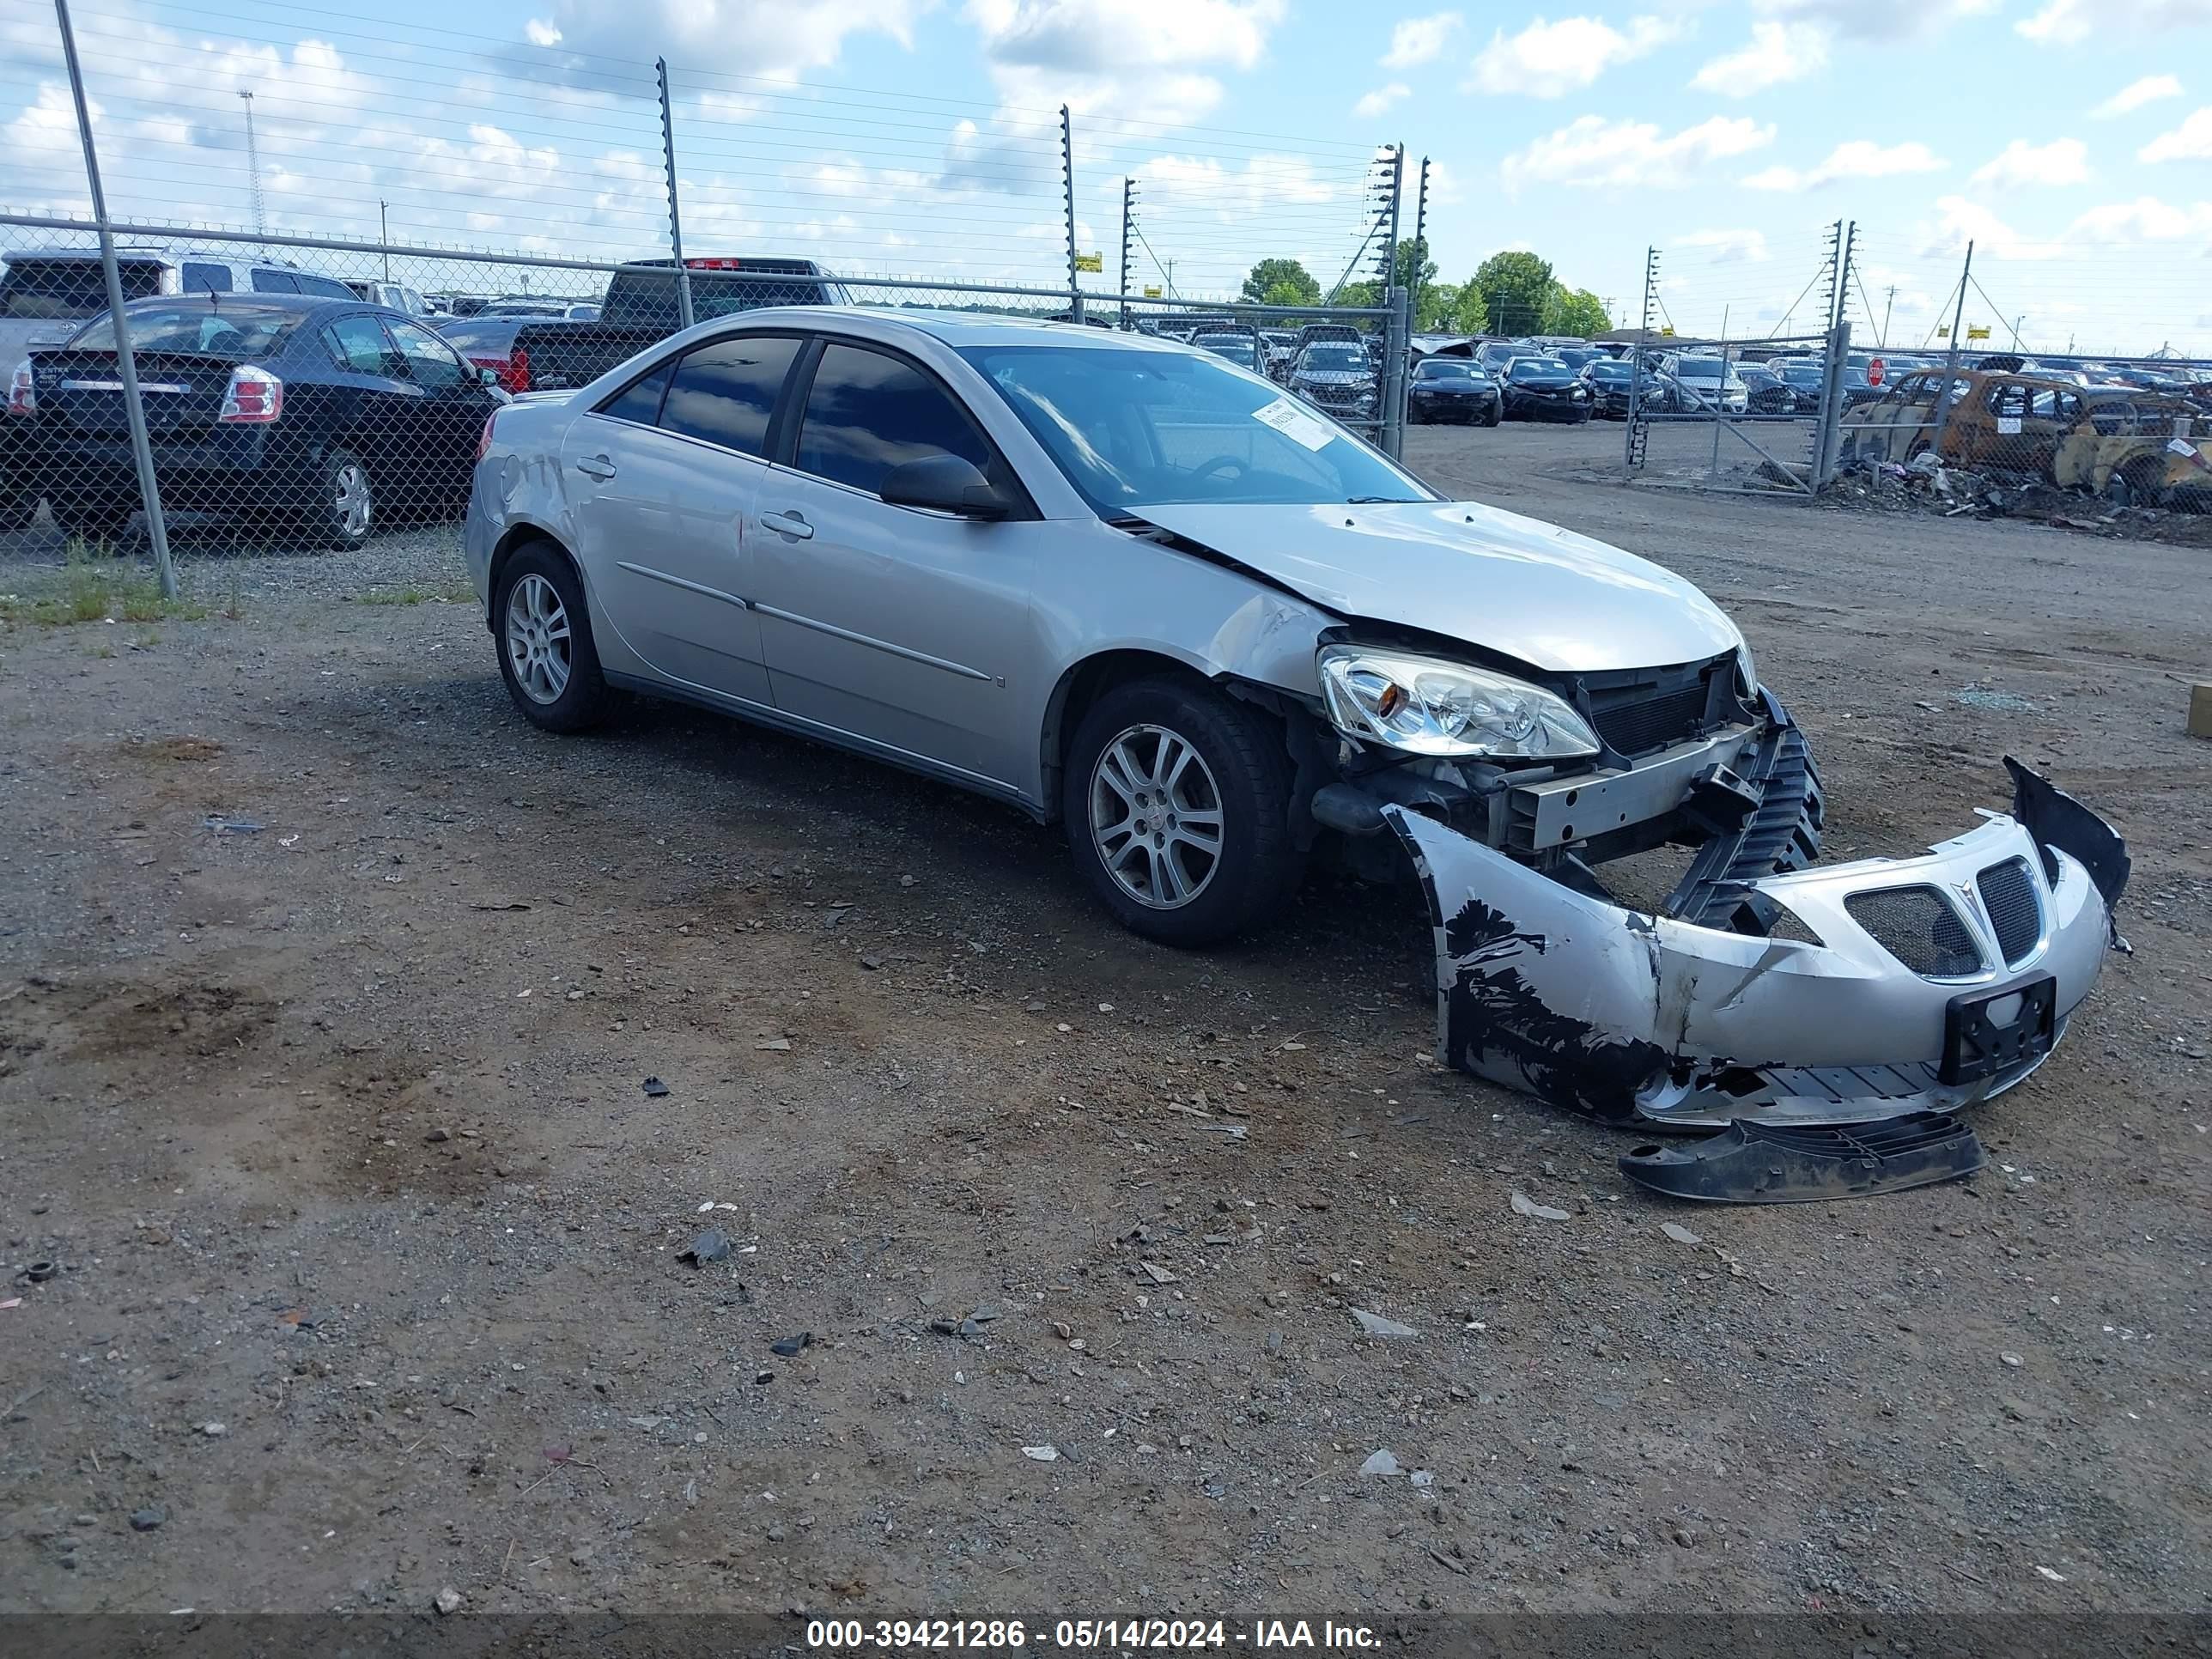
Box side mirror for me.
[878,453,1012,520]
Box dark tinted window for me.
[181,262,232,294]
[295,274,354,299]
[658,334,802,456]
[386,319,465,389]
[0,256,165,319]
[432,319,522,355]
[1509,359,1564,381]
[795,342,990,496]
[1416,360,1477,379]
[249,269,300,294]
[599,359,673,424]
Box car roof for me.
[118,291,356,313]
[725,306,1184,350]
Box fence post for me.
[53,0,175,597]
[656,58,693,331]
[1060,106,1082,325]
[1626,244,1657,473]
[1924,240,1973,461]
[1119,177,1133,333]
[1383,283,1410,460]
[1409,156,1430,328]
[1814,319,1852,487]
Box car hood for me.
[1127,500,1744,673]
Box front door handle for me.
[574,454,617,481]
[760,509,813,540]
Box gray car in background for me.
[464,309,2124,1133]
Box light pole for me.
[379,199,390,280]
[238,89,266,236]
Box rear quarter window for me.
[1,257,166,319]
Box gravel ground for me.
[0,426,2207,1632]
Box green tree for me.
[1468,250,1554,335]
[1389,236,1438,293]
[1414,280,1461,331]
[1538,284,1610,337]
[1242,258,1321,307]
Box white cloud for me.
[523,18,562,46]
[1503,113,1771,190]
[1353,82,1410,118]
[1918,194,2063,260]
[963,0,1286,130]
[1969,137,2088,189]
[2021,0,2212,44]
[2142,106,2212,162]
[1743,138,1945,190]
[1689,21,1826,94]
[1468,14,1684,99]
[1674,228,1770,261]
[1751,0,1997,41]
[2094,75,2181,118]
[544,0,918,76]
[1382,11,1460,69]
[2069,196,2212,242]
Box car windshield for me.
[961,343,1432,512]
[1303,345,1365,370]
[1588,362,1631,380]
[1673,359,1726,380]
[1778,362,1822,383]
[1508,359,1565,380]
[69,301,303,356]
[1417,361,1478,379]
[2,255,167,319]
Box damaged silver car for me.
[465,310,2126,1133]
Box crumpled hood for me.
[1127,500,1744,673]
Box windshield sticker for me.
[1253,398,1334,452]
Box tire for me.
[305,447,374,551]
[494,541,610,734]
[1062,678,1303,946]
[1481,404,1502,428]
[48,495,137,548]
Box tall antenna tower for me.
[238,89,267,235]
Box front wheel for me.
[495,542,609,733]
[1062,678,1303,946]
[1481,403,1502,428]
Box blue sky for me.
[5,0,2212,351]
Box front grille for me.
[1592,684,1708,757]
[1844,886,1984,978]
[1977,858,2042,966]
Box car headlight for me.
[1317,647,1600,760]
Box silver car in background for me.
[464,310,2126,1132]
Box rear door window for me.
[792,341,992,496]
[249,270,300,294]
[181,262,233,294]
[295,274,354,300]
[385,319,466,389]
[657,334,804,457]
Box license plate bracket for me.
[1940,975,2057,1086]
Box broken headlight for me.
[1317,647,1600,760]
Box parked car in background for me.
[1551,345,1609,374]
[1498,356,1591,422]
[1407,357,1502,426]
[346,279,433,317]
[1661,353,1748,414]
[1474,341,1522,374]
[509,256,850,393]
[1,248,185,380]
[1193,331,1263,372]
[1734,362,1801,416]
[1288,339,1377,421]
[432,314,605,393]
[2,293,504,545]
[1580,358,1679,418]
[1260,330,1297,378]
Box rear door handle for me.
[574,454,616,481]
[760,509,813,540]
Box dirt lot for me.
[2,422,2208,1630]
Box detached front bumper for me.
[1386,759,2128,1129]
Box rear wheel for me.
[495,542,609,734]
[1062,678,1303,946]
[303,448,374,551]
[48,495,137,549]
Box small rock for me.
[641,1077,670,1097]
[199,1421,228,1437]
[860,956,884,971]
[1139,1262,1177,1284]
[1510,1191,1571,1222]
[1052,1321,1072,1340]
[1351,1308,1417,1339]
[2001,1351,2024,1368]
[770,1332,811,1358]
[1264,1329,1283,1358]
[1409,1470,1434,1488]
[753,1038,793,1052]
[130,1507,164,1532]
[1022,1444,1060,1462]
[1660,1222,1703,1246]
[569,1547,596,1565]
[424,1127,451,1144]
[766,1525,787,1542]
[1359,1449,1400,1476]
[754,1370,775,1385]
[434,1586,463,1615]
[678,1229,730,1267]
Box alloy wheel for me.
[1088,723,1224,909]
[335,461,373,538]
[504,572,572,705]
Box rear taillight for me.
[5,360,33,417]
[475,410,499,465]
[218,365,283,424]
[467,349,531,393]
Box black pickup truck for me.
[507,258,849,392]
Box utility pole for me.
[1382,144,1404,288]
[1881,284,1895,347]
[2009,313,2025,350]
[379,199,391,279]
[56,0,177,598]
[1626,244,1658,471]
[238,89,266,236]
[1060,106,1081,325]
[1119,177,1134,331]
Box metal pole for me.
[1626,244,1656,472]
[1060,106,1081,325]
[1385,144,1404,288]
[1928,240,1972,458]
[1881,285,1895,348]
[1119,177,1133,332]
[1383,283,1409,461]
[1814,319,1851,488]
[54,0,175,598]
[1410,156,1430,329]
[238,90,265,239]
[379,199,390,281]
[656,58,693,331]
